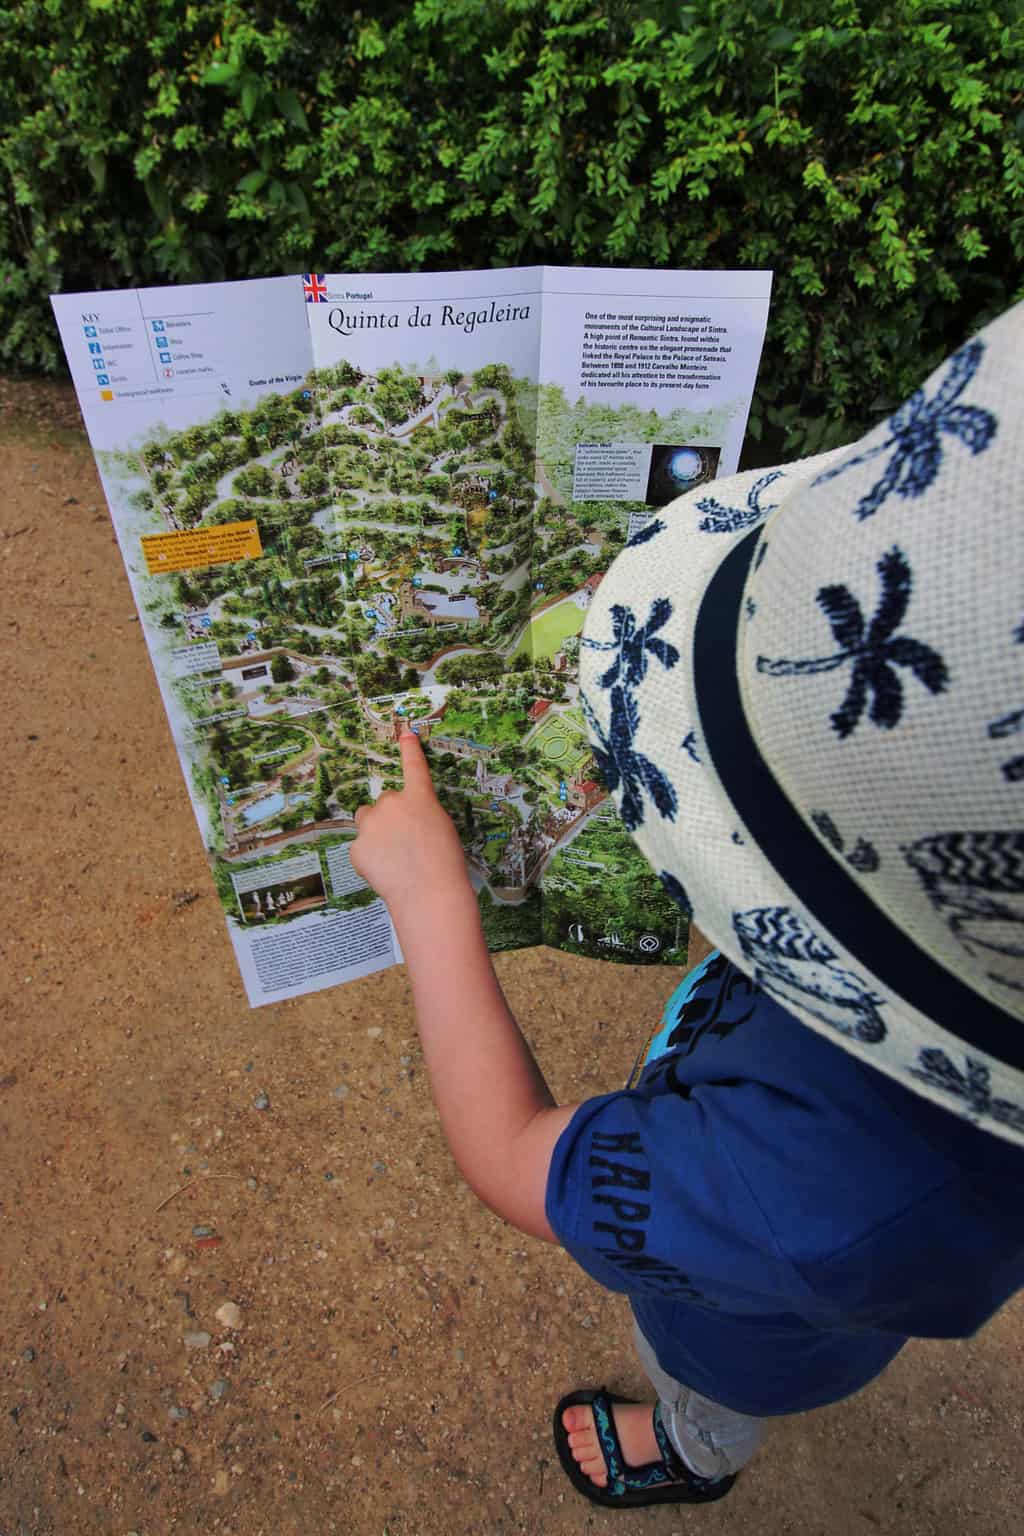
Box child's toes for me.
[580,1452,609,1487]
[560,1405,591,1434]
[562,1405,609,1486]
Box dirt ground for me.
[2,381,1021,1536]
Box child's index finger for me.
[398,726,435,795]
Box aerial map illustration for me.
[111,360,714,960]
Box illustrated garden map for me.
[53,267,772,1005]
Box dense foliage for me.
[2,0,1021,457]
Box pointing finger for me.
[398,727,435,795]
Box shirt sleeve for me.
[544,1084,814,1313]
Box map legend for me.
[142,307,224,386]
[54,289,227,403]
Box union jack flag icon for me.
[302,273,328,303]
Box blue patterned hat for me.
[580,303,1024,1146]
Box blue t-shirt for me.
[545,952,1024,1416]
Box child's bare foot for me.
[560,1399,663,1488]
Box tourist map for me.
[53,267,771,1004]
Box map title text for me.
[328,301,532,339]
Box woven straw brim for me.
[579,448,1024,1149]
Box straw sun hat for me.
[579,302,1024,1146]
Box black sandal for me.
[553,1387,736,1509]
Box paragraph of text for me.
[580,312,732,391]
[250,903,394,993]
[141,520,262,575]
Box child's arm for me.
[350,730,578,1243]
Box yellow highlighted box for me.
[141,520,263,575]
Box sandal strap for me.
[589,1392,686,1497]
[588,1393,627,1493]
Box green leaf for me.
[686,34,716,70]
[238,170,268,195]
[276,89,308,131]
[143,176,171,223]
[241,79,261,121]
[355,23,386,60]
[285,182,311,220]
[765,27,797,52]
[201,60,239,87]
[85,154,106,194]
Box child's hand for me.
[350,729,471,921]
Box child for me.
[350,302,1024,1510]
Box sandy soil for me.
[2,384,1021,1535]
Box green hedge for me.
[2,0,1022,459]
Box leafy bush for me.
[2,0,1022,458]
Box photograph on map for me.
[644,444,721,506]
[234,868,327,924]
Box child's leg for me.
[632,1319,765,1480]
